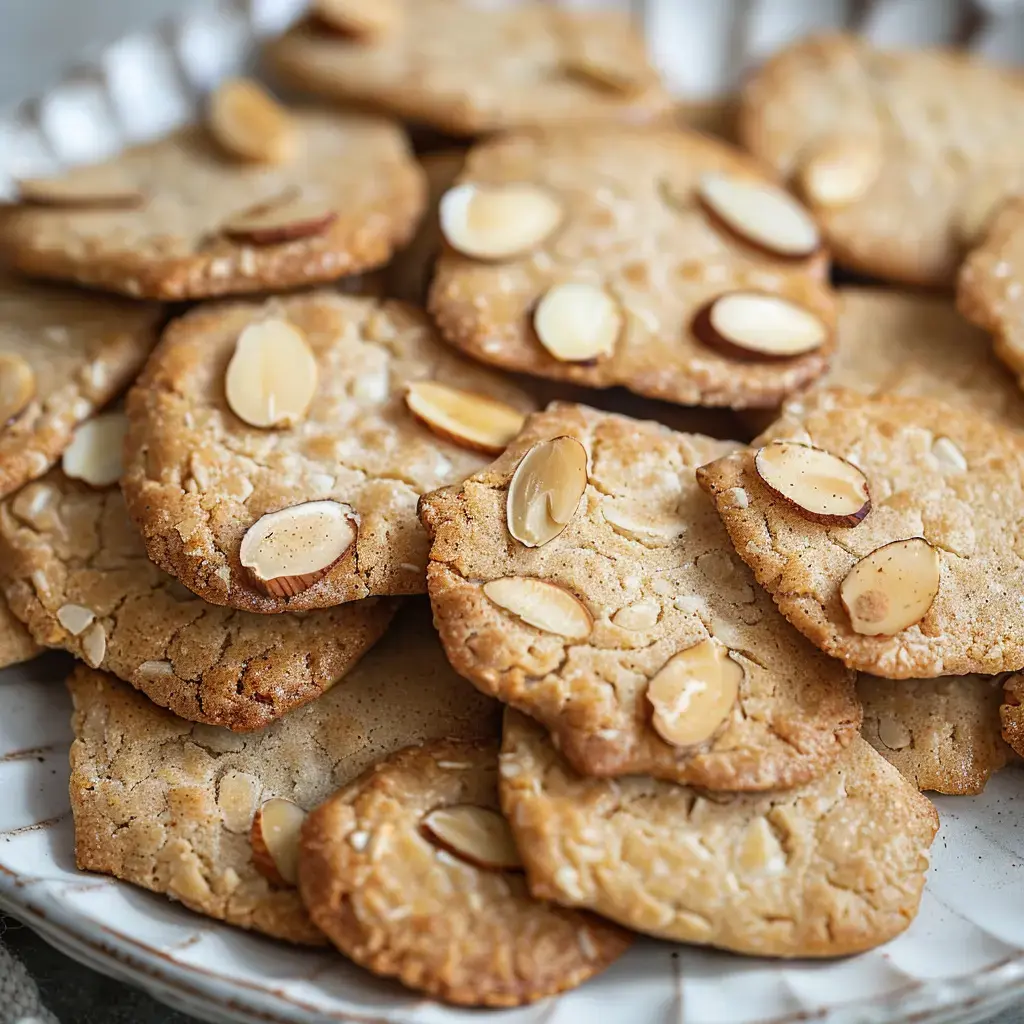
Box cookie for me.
[739,35,1024,287]
[299,739,631,1007]
[428,127,837,409]
[0,111,425,300]
[0,274,160,500]
[698,388,1024,678]
[0,470,396,730]
[859,674,1008,795]
[122,291,537,613]
[420,403,860,789]
[0,597,40,669]
[500,710,938,959]
[67,602,499,943]
[998,673,1024,759]
[265,2,671,137]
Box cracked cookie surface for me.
[0,471,395,730]
[420,403,860,789]
[299,738,631,1007]
[122,291,537,613]
[998,673,1024,759]
[500,710,938,958]
[0,596,40,669]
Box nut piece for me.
[405,381,526,455]
[754,441,871,527]
[799,139,880,209]
[612,599,660,631]
[506,435,588,548]
[239,500,358,598]
[222,189,338,245]
[208,78,297,165]
[313,0,399,37]
[17,170,143,208]
[61,411,129,487]
[439,183,563,261]
[840,538,941,637]
[482,577,593,641]
[877,716,912,751]
[81,621,107,668]
[250,798,307,887]
[693,292,829,361]
[560,32,647,95]
[932,436,968,473]
[421,805,523,872]
[56,603,96,636]
[225,319,318,429]
[534,284,623,363]
[0,353,35,423]
[647,638,742,747]
[698,172,820,259]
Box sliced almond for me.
[647,639,742,747]
[877,716,912,751]
[17,170,143,208]
[62,412,129,487]
[482,577,593,641]
[506,435,588,548]
[561,32,648,95]
[799,139,880,210]
[754,441,870,527]
[239,500,358,598]
[534,283,622,363]
[693,292,829,361]
[840,538,941,637]
[422,805,522,872]
[208,78,297,165]
[313,0,399,37]
[225,319,318,429]
[222,190,337,245]
[612,599,660,631]
[405,381,526,455]
[56,603,96,637]
[439,183,562,261]
[81,621,107,668]
[250,798,307,887]
[0,353,35,423]
[698,173,820,259]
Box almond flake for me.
[0,353,35,423]
[208,78,297,165]
[422,805,522,872]
[534,283,622,363]
[800,139,880,209]
[483,577,593,640]
[612,600,660,631]
[694,292,829,360]
[877,716,913,751]
[223,189,337,245]
[506,435,588,548]
[18,170,143,208]
[439,183,562,261]
[81,621,107,668]
[62,412,129,487]
[56,603,96,636]
[932,436,968,473]
[250,798,307,887]
[405,381,525,455]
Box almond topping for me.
[208,78,297,165]
[840,538,941,637]
[439,183,562,261]
[736,817,787,876]
[754,441,871,527]
[313,0,399,37]
[62,412,128,487]
[877,716,913,751]
[422,805,522,872]
[56,603,96,636]
[17,171,143,208]
[222,189,337,245]
[225,319,318,429]
[0,353,35,423]
[239,500,357,598]
[81,621,107,668]
[612,599,660,631]
[250,798,307,887]
[932,436,968,473]
[506,436,588,548]
[799,139,880,209]
[405,381,526,455]
[647,639,742,747]
[534,283,622,363]
[482,577,593,641]
[694,292,828,361]
[561,32,648,95]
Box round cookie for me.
[428,127,836,409]
[0,274,160,499]
[122,291,537,613]
[697,388,1024,678]
[0,470,396,730]
[500,710,938,959]
[419,402,860,790]
[739,35,1024,287]
[299,738,631,1007]
[0,112,425,300]
[0,597,40,670]
[67,602,499,944]
[266,2,670,137]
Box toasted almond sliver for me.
[840,538,940,637]
[223,190,338,245]
[483,577,593,641]
[534,283,622,363]
[81,621,107,668]
[422,805,523,872]
[313,0,400,37]
[694,292,828,361]
[800,139,880,210]
[250,798,307,887]
[405,381,526,455]
[62,412,129,487]
[225,319,318,429]
[208,78,297,165]
[0,353,35,423]
[877,716,913,751]
[506,435,588,548]
[17,172,143,208]
[56,603,96,637]
[612,599,660,631]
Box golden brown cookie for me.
[122,291,537,613]
[299,739,631,1007]
[420,403,860,789]
[67,602,499,943]
[501,710,938,959]
[0,112,424,300]
[0,596,40,669]
[428,127,836,409]
[998,673,1024,758]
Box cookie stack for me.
[3,0,1024,1009]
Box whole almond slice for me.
[647,638,742,747]
[250,798,307,887]
[840,538,940,637]
[17,172,143,208]
[57,603,96,637]
[698,172,820,259]
[439,183,563,261]
[62,412,129,487]
[694,292,828,361]
[0,353,35,423]
[239,500,358,598]
[534,283,622,363]
[405,381,526,455]
[482,577,593,641]
[225,319,318,429]
[506,435,588,548]
[313,0,399,37]
[422,805,522,872]
[754,441,870,527]
[800,139,880,210]
[209,78,297,165]
[223,190,337,245]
